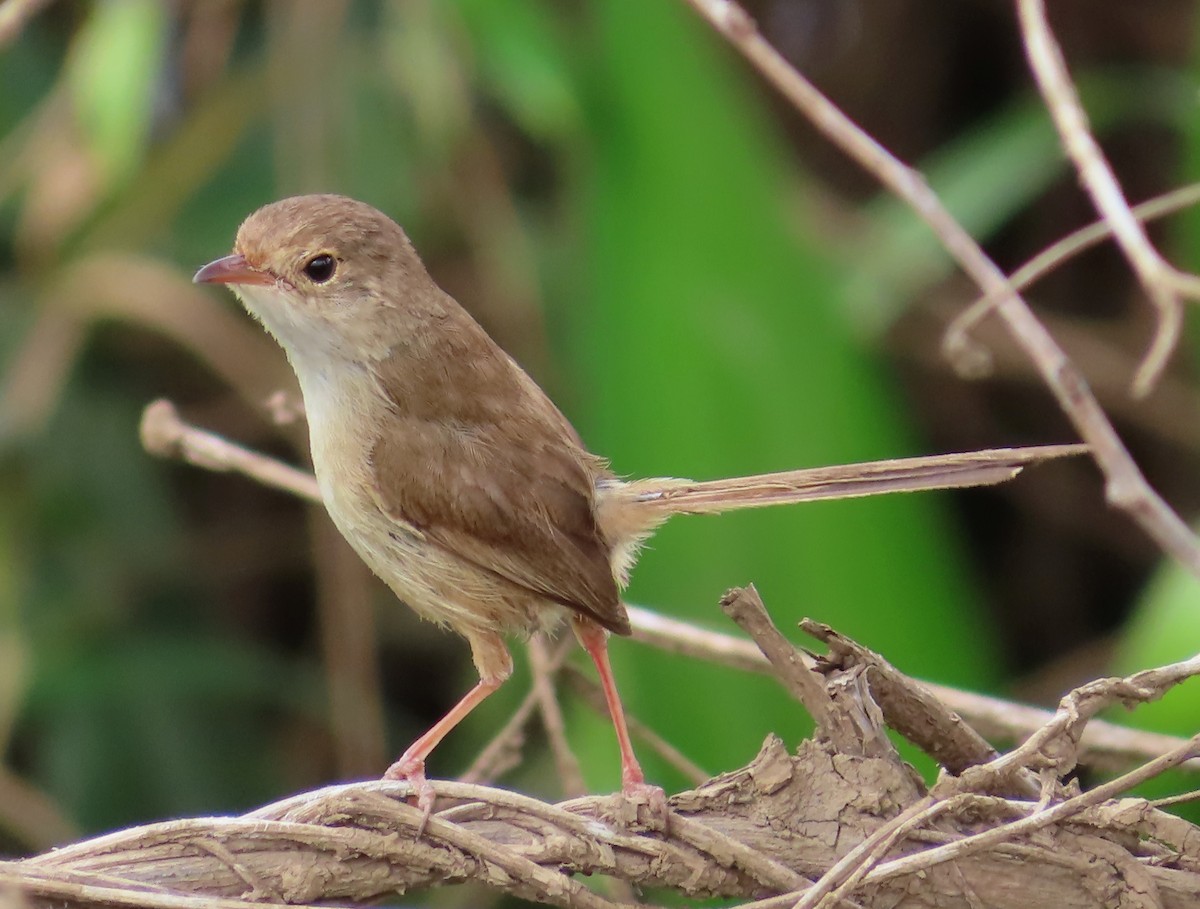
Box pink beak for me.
[193,254,275,286]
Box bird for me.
[193,193,1083,805]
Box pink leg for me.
[573,617,647,790]
[384,675,501,812]
[385,631,512,815]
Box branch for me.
[10,631,1200,909]
[720,585,860,751]
[944,182,1200,378]
[140,399,319,503]
[679,0,1200,584]
[1015,0,1200,396]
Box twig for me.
[16,742,1200,909]
[459,684,537,785]
[802,653,1200,907]
[945,182,1200,377]
[460,636,575,785]
[529,634,587,798]
[719,586,859,751]
[1015,0,1200,396]
[9,755,859,905]
[627,604,1200,776]
[561,666,710,786]
[953,653,1200,793]
[10,647,1200,908]
[795,794,940,909]
[140,399,320,503]
[626,603,770,674]
[867,733,1200,889]
[802,620,1040,799]
[679,0,1200,581]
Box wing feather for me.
[368,323,629,635]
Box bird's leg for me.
[571,616,650,792]
[385,631,511,818]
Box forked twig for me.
[1016,0,1200,396]
[866,733,1200,891]
[720,586,858,751]
[944,182,1200,377]
[679,0,1200,581]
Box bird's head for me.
[194,194,433,365]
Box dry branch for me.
[944,183,1200,379]
[1015,0,1200,396]
[680,0,1200,581]
[9,605,1200,909]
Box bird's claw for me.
[619,780,670,833]
[384,755,437,834]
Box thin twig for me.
[866,733,1200,888]
[1016,0,1200,396]
[945,182,1200,377]
[561,666,710,786]
[794,795,940,909]
[679,0,1200,581]
[719,586,859,750]
[627,604,1200,776]
[140,399,320,503]
[460,636,575,786]
[529,634,587,798]
[803,652,1200,907]
[10,655,1200,907]
[953,653,1200,793]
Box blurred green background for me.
[3,0,1200,864]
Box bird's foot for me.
[383,754,437,834]
[619,775,670,833]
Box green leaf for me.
[67,0,167,188]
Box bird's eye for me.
[302,254,336,283]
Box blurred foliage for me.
[1,0,1198,875]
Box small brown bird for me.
[194,194,1082,803]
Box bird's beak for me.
[193,254,275,287]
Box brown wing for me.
[369,319,629,635]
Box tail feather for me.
[616,443,1087,518]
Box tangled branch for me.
[7,586,1200,909]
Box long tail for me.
[595,442,1087,587]
[614,443,1087,517]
